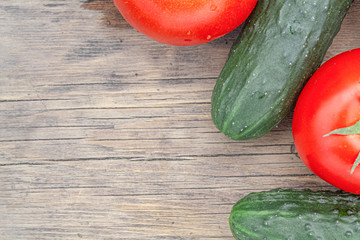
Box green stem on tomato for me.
[351,153,360,175]
[323,120,360,137]
[323,120,360,174]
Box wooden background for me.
[1,0,359,239]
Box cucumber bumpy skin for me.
[230,189,360,240]
[211,0,354,140]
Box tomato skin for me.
[293,48,360,194]
[113,0,258,46]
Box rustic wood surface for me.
[1,0,359,239]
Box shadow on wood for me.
[81,0,128,28]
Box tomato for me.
[113,0,258,46]
[292,48,360,194]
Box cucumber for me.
[230,189,360,240]
[211,0,354,140]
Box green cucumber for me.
[211,0,354,140]
[230,189,360,240]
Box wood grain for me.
[1,0,359,239]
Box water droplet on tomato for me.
[210,0,217,11]
[210,3,217,11]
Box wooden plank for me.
[1,0,359,239]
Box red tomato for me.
[293,48,360,194]
[113,0,258,46]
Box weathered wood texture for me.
[1,0,359,239]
